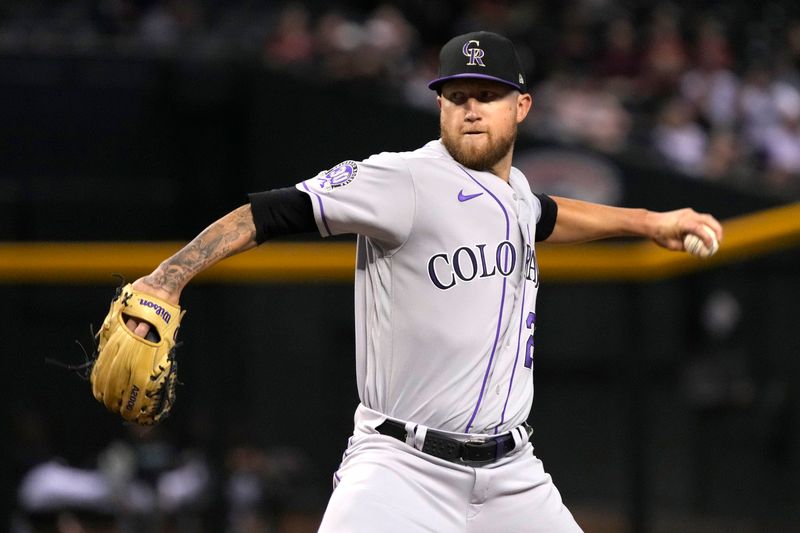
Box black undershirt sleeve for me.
[248,187,317,244]
[534,193,558,242]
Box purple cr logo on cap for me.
[316,160,358,192]
[462,40,486,67]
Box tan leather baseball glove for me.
[90,283,185,425]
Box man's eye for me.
[447,93,466,104]
[478,91,497,102]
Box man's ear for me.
[516,93,532,123]
[437,95,443,110]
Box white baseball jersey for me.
[297,139,543,435]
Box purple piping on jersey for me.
[458,166,511,433]
[495,223,533,434]
[301,181,333,236]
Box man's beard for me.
[440,122,517,172]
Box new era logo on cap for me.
[429,31,528,93]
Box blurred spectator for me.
[595,16,641,101]
[529,75,631,153]
[640,4,689,100]
[739,66,783,152]
[15,459,153,533]
[264,3,314,69]
[308,4,416,86]
[402,45,440,111]
[703,129,745,181]
[12,421,215,533]
[554,6,595,76]
[653,97,708,176]
[761,83,800,193]
[679,18,739,130]
[138,0,203,50]
[783,20,800,83]
[313,9,367,80]
[362,4,417,82]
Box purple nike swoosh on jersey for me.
[458,190,484,202]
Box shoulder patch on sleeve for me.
[313,160,358,192]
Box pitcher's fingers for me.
[134,322,151,338]
[125,317,151,339]
[699,214,723,241]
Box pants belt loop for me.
[413,425,428,451]
[404,422,417,448]
[511,425,527,453]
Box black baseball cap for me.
[428,31,528,93]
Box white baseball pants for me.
[318,406,583,533]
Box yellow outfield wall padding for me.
[0,242,357,283]
[0,203,798,283]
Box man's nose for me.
[464,99,480,121]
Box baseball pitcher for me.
[89,31,723,532]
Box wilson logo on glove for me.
[139,298,173,324]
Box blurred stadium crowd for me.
[11,408,326,532]
[3,0,800,198]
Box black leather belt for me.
[376,419,531,466]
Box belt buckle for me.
[458,438,496,466]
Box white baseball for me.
[683,225,719,258]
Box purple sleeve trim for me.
[301,181,333,236]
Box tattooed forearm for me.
[141,204,257,294]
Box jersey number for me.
[524,312,536,369]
